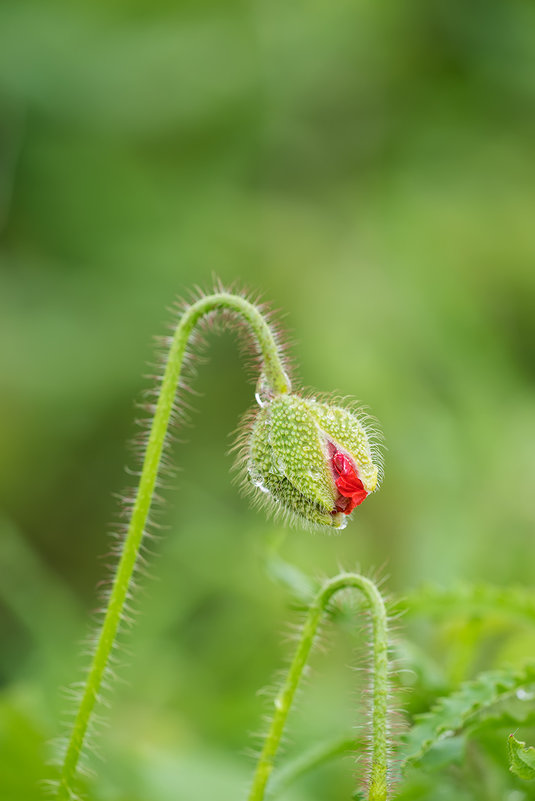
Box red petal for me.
[331,449,368,515]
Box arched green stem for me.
[56,293,290,800]
[247,573,390,801]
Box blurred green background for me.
[1,0,535,799]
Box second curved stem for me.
[247,573,390,801]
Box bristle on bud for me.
[241,392,381,530]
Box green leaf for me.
[508,734,535,780]
[400,663,535,769]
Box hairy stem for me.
[247,572,390,801]
[56,293,290,800]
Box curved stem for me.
[56,293,290,800]
[246,573,389,801]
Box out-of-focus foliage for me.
[1,0,534,798]
[401,664,535,768]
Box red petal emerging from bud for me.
[331,450,368,514]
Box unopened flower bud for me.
[244,393,381,530]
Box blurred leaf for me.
[268,732,357,797]
[418,734,466,771]
[0,688,53,801]
[402,583,535,627]
[264,554,316,605]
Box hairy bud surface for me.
[246,394,380,529]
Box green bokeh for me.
[1,1,534,798]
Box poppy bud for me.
[245,393,381,530]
